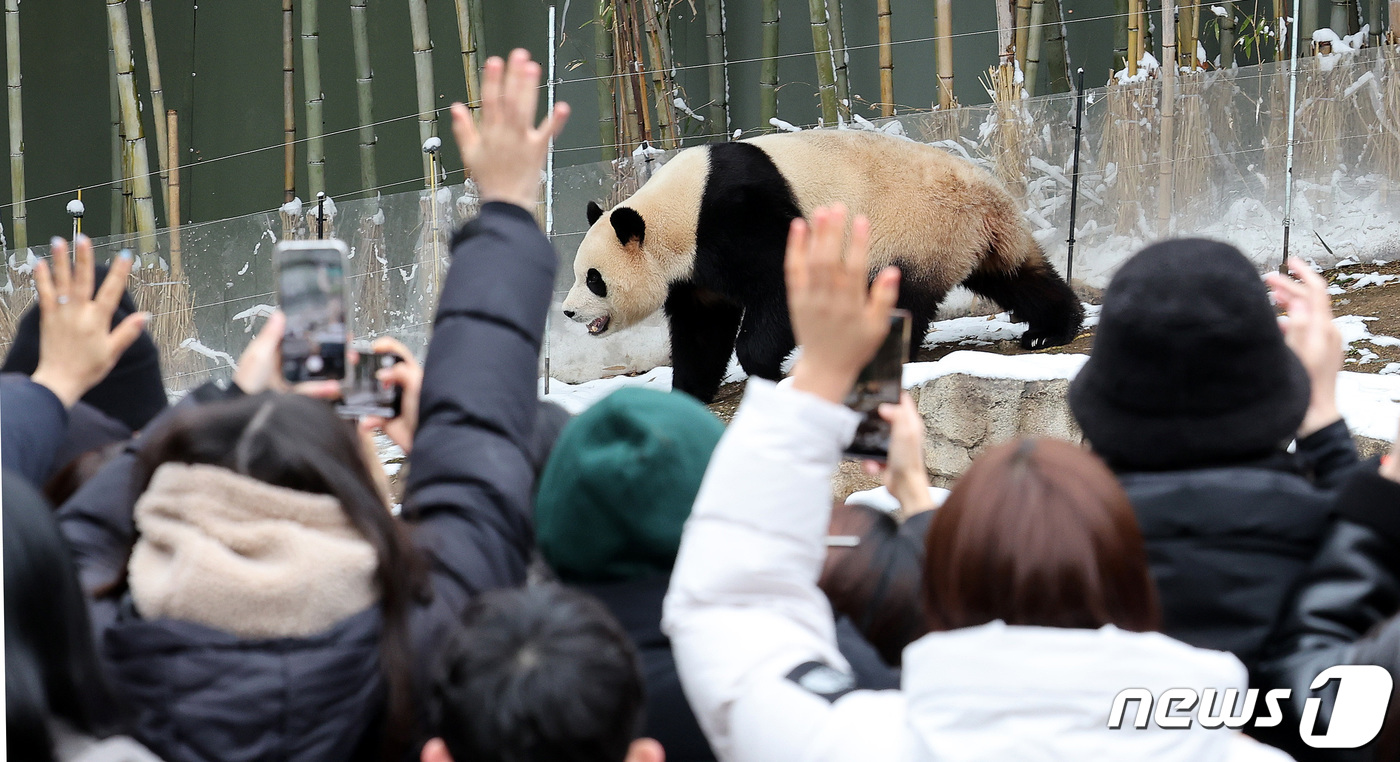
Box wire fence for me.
[3,42,1399,391]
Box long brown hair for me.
[820,502,928,666]
[923,438,1161,633]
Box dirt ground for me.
[704,261,1400,421]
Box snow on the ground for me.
[845,485,951,514]
[1335,315,1400,365]
[541,367,673,414]
[903,350,1090,387]
[921,304,1100,349]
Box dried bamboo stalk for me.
[302,0,326,196]
[351,0,378,195]
[877,0,892,116]
[1181,0,1199,70]
[704,0,730,133]
[1127,0,1140,75]
[160,107,205,387]
[110,35,123,235]
[621,1,652,143]
[807,0,839,125]
[283,0,295,202]
[1391,1,1399,42]
[1159,0,1177,233]
[1024,0,1046,96]
[167,110,180,274]
[1014,0,1032,72]
[761,0,780,125]
[643,0,678,148]
[138,0,167,214]
[5,0,24,250]
[454,0,482,113]
[596,1,618,161]
[996,0,1014,63]
[613,3,641,152]
[409,0,436,182]
[1044,0,1070,92]
[935,0,955,109]
[107,0,157,255]
[981,62,1030,198]
[1331,0,1351,32]
[827,0,850,121]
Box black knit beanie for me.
[2,265,168,432]
[1068,238,1310,471]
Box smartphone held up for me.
[843,309,912,462]
[275,240,349,383]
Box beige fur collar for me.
[129,462,379,639]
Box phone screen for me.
[276,242,348,382]
[338,349,403,419]
[843,309,913,462]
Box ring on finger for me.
[56,295,70,305]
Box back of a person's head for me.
[820,502,929,665]
[4,470,119,760]
[534,387,724,584]
[923,439,1161,633]
[135,392,425,753]
[1069,238,1309,471]
[428,584,657,762]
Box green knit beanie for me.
[534,387,725,584]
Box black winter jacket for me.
[1253,460,1400,762]
[2,373,71,484]
[1118,420,1360,673]
[57,203,556,762]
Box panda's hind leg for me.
[962,254,1085,350]
[893,276,948,360]
[735,305,796,382]
[665,283,744,404]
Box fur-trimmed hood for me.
[130,462,379,639]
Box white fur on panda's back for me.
[617,146,710,273]
[742,130,1034,285]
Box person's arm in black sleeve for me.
[1296,418,1361,490]
[1,374,71,485]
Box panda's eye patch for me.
[586,268,608,298]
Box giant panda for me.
[562,129,1084,403]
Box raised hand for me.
[356,336,422,454]
[451,48,570,212]
[862,392,936,515]
[30,236,146,408]
[1265,256,1342,437]
[232,310,340,399]
[786,205,900,404]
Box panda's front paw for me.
[1020,332,1055,350]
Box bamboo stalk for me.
[1159,0,1177,233]
[1181,0,1199,70]
[454,0,482,113]
[761,0,780,126]
[408,0,436,182]
[107,0,157,255]
[1220,2,1236,68]
[1301,0,1320,45]
[826,0,850,121]
[1044,0,1070,92]
[302,0,325,196]
[621,1,652,144]
[807,0,839,125]
[1331,0,1351,32]
[1114,0,1129,70]
[935,0,955,108]
[704,0,730,133]
[996,0,1015,63]
[137,0,167,217]
[109,34,123,235]
[613,3,640,153]
[5,0,24,251]
[643,0,678,148]
[1024,0,1045,96]
[283,0,295,202]
[167,110,181,276]
[1391,1,1399,41]
[1014,0,1031,72]
[1370,0,1381,36]
[1127,0,1140,75]
[876,0,892,116]
[469,0,486,69]
[350,0,378,195]
[596,1,617,161]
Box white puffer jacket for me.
[662,379,1294,762]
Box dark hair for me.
[44,441,127,507]
[432,584,646,762]
[5,471,121,760]
[820,502,929,666]
[923,439,1161,633]
[134,393,427,754]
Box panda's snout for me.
[563,309,576,319]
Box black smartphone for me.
[338,347,404,419]
[275,240,349,382]
[843,309,913,462]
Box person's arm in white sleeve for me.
[663,207,908,762]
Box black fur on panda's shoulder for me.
[688,142,803,303]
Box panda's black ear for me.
[586,200,605,226]
[610,207,646,247]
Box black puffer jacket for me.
[57,203,555,762]
[1118,420,1359,673]
[1253,460,1400,762]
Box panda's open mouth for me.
[587,315,611,336]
